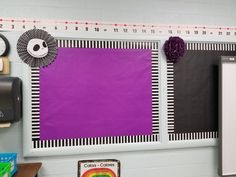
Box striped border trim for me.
[169,132,218,141]
[31,39,159,148]
[167,42,236,141]
[167,62,174,134]
[32,135,160,148]
[151,45,159,134]
[187,42,236,51]
[31,67,40,140]
[57,39,157,49]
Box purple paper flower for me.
[164,36,186,63]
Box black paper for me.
[174,50,236,133]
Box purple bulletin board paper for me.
[40,48,153,140]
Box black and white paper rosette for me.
[17,29,57,67]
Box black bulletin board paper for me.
[168,43,236,140]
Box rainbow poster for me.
[78,159,120,177]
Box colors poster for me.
[78,159,120,177]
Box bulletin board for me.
[31,39,159,149]
[167,42,236,141]
[1,17,236,156]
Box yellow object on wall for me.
[0,57,10,75]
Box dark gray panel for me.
[174,50,236,133]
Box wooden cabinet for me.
[13,163,42,177]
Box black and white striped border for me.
[151,45,159,134]
[32,135,160,148]
[167,42,236,141]
[167,61,174,135]
[169,132,218,141]
[31,67,40,140]
[31,39,159,148]
[187,42,236,51]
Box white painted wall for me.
[1,0,236,176]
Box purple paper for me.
[40,48,153,140]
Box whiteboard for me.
[220,56,236,176]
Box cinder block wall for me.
[1,0,236,176]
